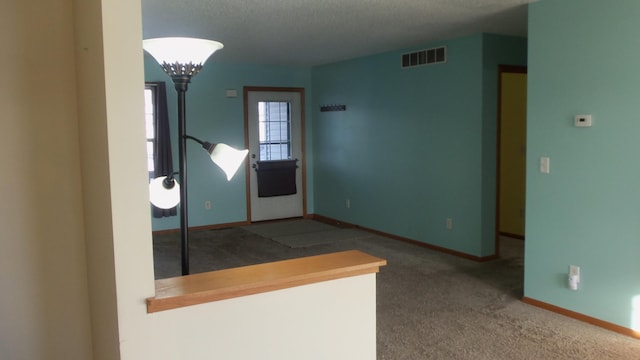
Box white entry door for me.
[246,89,304,222]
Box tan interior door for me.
[499,71,527,237]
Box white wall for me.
[73,0,152,357]
[149,276,377,360]
[0,0,93,359]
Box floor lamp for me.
[144,37,248,276]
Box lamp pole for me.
[173,76,191,275]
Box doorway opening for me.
[496,65,527,256]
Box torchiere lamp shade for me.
[142,37,224,75]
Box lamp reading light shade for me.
[149,176,180,209]
[205,142,249,181]
[142,37,224,77]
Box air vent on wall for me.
[401,46,446,68]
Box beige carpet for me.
[153,220,640,359]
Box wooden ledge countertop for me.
[147,250,387,313]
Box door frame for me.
[243,86,307,222]
[495,65,527,256]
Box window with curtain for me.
[144,87,156,179]
[145,82,177,217]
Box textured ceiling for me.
[142,0,535,67]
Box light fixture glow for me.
[143,37,223,68]
[149,176,180,209]
[208,143,249,181]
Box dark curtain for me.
[149,82,177,218]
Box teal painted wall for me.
[144,56,313,231]
[525,0,640,330]
[312,34,526,257]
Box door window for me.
[258,101,291,161]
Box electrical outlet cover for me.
[574,114,592,127]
